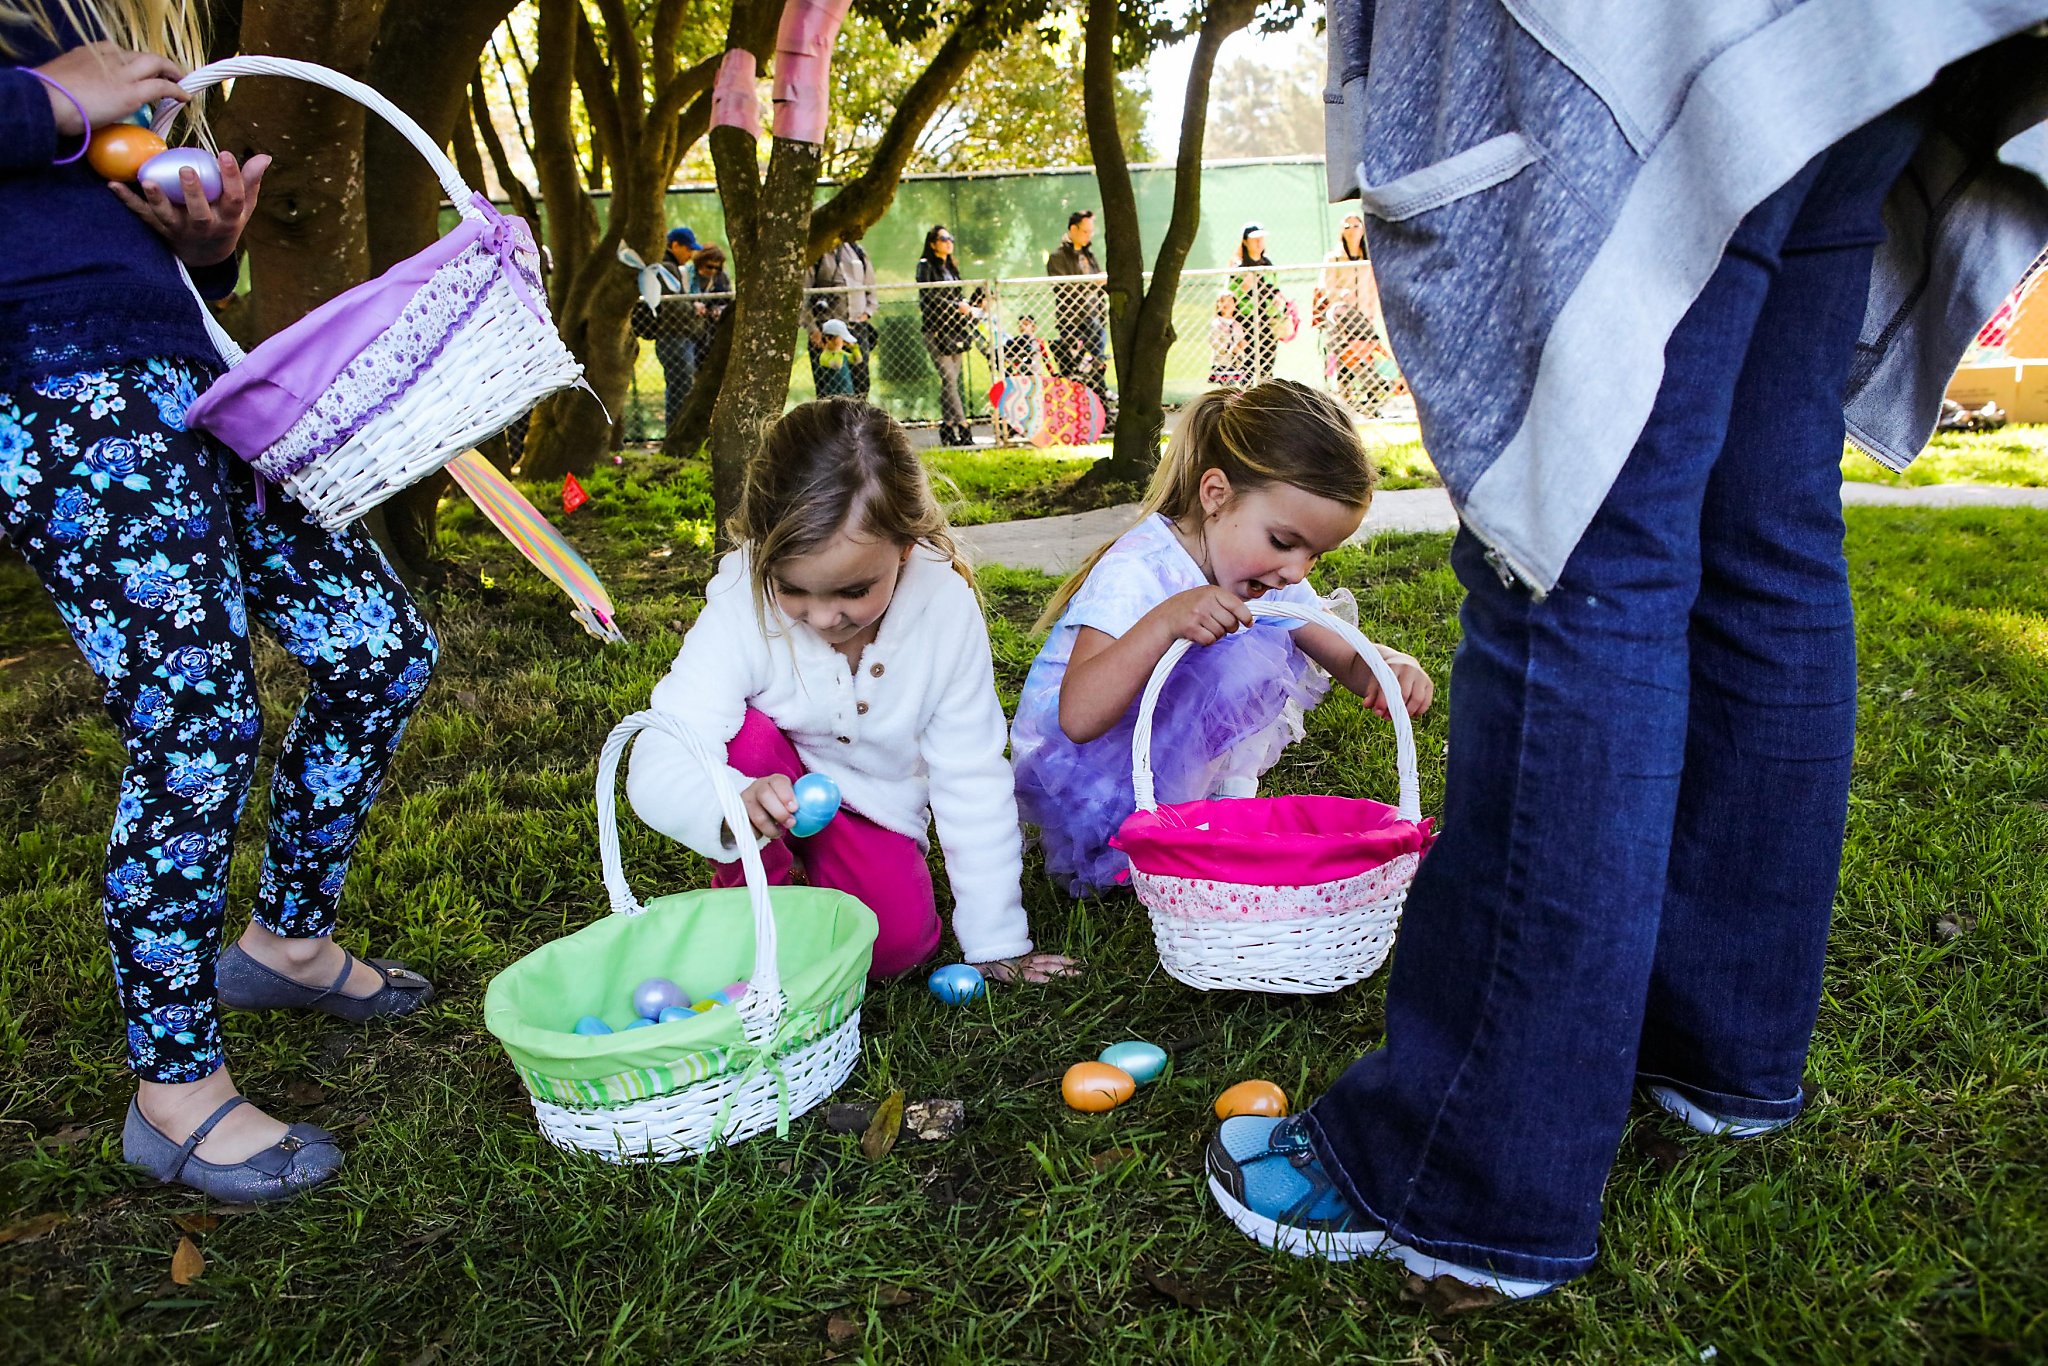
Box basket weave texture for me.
[158,56,586,531]
[1119,599,1430,994]
[484,711,878,1162]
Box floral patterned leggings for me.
[0,359,438,1083]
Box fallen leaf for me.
[822,1103,874,1134]
[170,1236,205,1286]
[172,1213,220,1236]
[824,1310,860,1346]
[860,1090,905,1162]
[1399,1272,1507,1316]
[400,1222,458,1252]
[283,1080,329,1107]
[39,1125,92,1149]
[647,545,673,559]
[0,1212,68,1247]
[903,1098,964,1140]
[1140,1266,1213,1308]
[1092,1146,1136,1172]
[876,1284,915,1309]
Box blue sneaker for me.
[1206,1116,1559,1298]
[1205,1116,1390,1260]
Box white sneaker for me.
[1647,1085,1797,1138]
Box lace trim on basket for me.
[255,227,545,480]
[1133,850,1420,923]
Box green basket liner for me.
[484,884,877,1087]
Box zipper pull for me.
[1483,546,1519,590]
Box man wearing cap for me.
[1046,209,1109,403]
[806,225,879,399]
[631,226,704,433]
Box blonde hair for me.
[1,2,212,137]
[1,1,208,68]
[732,398,975,624]
[1034,379,1375,632]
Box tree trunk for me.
[230,0,384,340]
[1082,0,1252,480]
[357,0,523,584]
[707,127,822,529]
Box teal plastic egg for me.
[657,1006,693,1023]
[928,963,985,1004]
[625,1017,655,1029]
[1097,1040,1167,1085]
[573,1014,612,1035]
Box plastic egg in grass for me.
[927,963,985,1004]
[1214,1079,1289,1119]
[790,772,841,838]
[1097,1040,1167,1085]
[1062,1062,1136,1113]
[137,147,223,204]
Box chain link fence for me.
[620,262,1408,445]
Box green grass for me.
[2,484,2045,1362]
[1843,425,2048,487]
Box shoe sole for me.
[1207,1173,1558,1298]
[1206,1173,1390,1262]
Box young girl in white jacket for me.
[626,399,1075,982]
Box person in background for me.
[1046,208,1108,403]
[812,318,863,397]
[1208,290,1249,386]
[1315,210,1393,412]
[1227,222,1282,386]
[642,225,703,431]
[808,225,878,400]
[916,224,977,447]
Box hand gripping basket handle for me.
[1130,599,1422,823]
[594,710,785,1042]
[150,56,488,369]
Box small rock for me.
[903,1099,965,1140]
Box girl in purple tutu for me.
[1011,380,1435,896]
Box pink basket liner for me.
[1111,793,1433,887]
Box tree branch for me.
[1153,0,1254,287]
[575,8,628,175]
[1083,0,1141,369]
[592,0,645,122]
[472,68,541,223]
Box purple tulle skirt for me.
[1012,621,1332,897]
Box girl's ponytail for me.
[1031,380,1374,633]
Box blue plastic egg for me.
[657,1005,693,1023]
[790,772,842,838]
[632,977,689,1020]
[625,1017,655,1029]
[927,963,985,1004]
[573,1014,613,1035]
[1098,1040,1168,1085]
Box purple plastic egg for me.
[137,147,222,204]
[632,977,688,1020]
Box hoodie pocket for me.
[1358,132,1541,222]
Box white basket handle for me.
[152,56,489,369]
[595,710,785,1047]
[1130,599,1421,823]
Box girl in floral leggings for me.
[4,13,438,1202]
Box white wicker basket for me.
[156,57,586,531]
[1129,599,1425,993]
[524,711,865,1162]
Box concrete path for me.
[958,481,2048,573]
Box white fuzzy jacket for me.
[625,544,1033,963]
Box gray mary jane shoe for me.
[124,1096,343,1203]
[216,942,435,1022]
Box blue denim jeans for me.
[1305,105,1928,1284]
[656,335,698,431]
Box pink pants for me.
[714,708,941,978]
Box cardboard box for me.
[1945,360,2023,415]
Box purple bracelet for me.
[13,66,91,165]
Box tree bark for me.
[520,0,722,480]
[1083,0,1254,480]
[229,0,384,340]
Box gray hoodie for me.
[1326,0,2048,593]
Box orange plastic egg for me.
[1214,1080,1289,1120]
[1061,1061,1136,1113]
[86,124,169,181]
